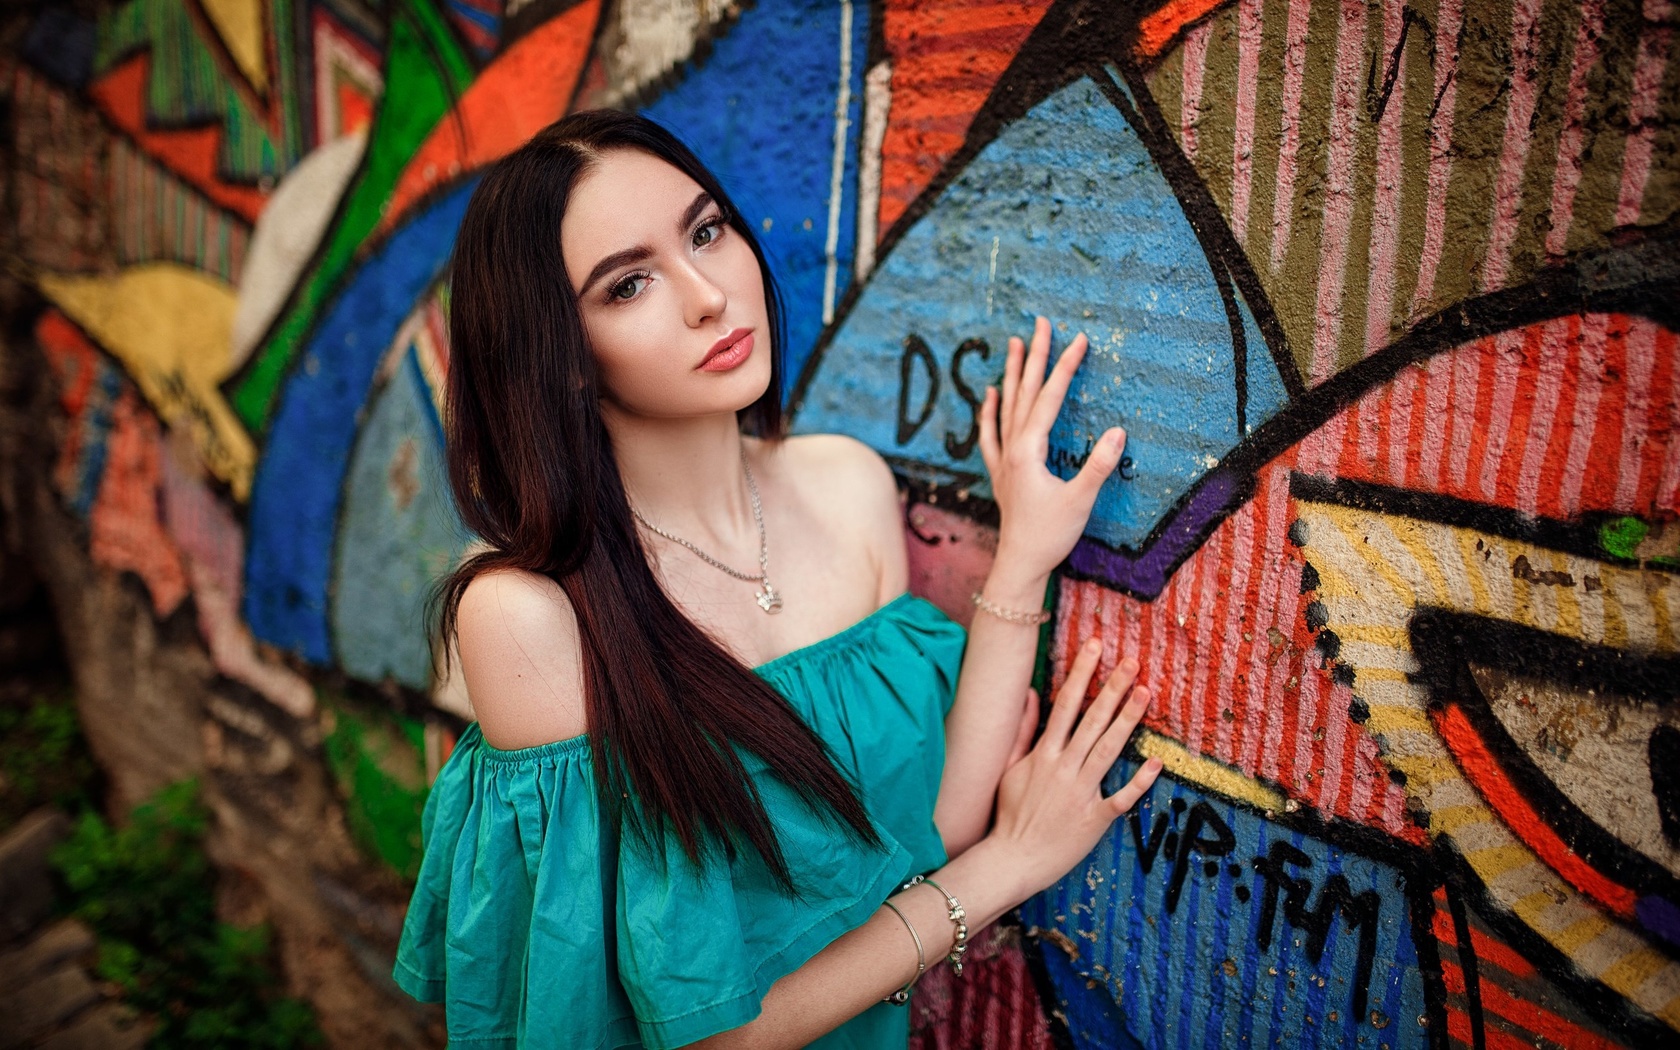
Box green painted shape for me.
[229,0,473,432]
[96,0,303,179]
[322,698,428,881]
[1599,516,1650,561]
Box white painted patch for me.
[593,0,739,106]
[231,130,367,369]
[821,0,854,326]
[855,60,892,280]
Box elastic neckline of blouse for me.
[475,592,928,765]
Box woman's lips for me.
[698,330,754,372]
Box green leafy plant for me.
[321,699,428,880]
[51,779,323,1049]
[0,689,100,834]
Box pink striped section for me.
[1614,19,1674,226]
[1333,315,1680,521]
[1416,355,1453,489]
[1180,20,1212,161]
[1229,0,1263,243]
[1476,331,1525,500]
[1409,0,1463,319]
[1053,463,1415,838]
[1660,322,1680,511]
[1362,0,1407,362]
[1480,0,1544,292]
[1446,345,1482,487]
[1558,314,1611,515]
[1617,321,1660,508]
[1307,0,1368,384]
[1544,0,1606,257]
[1268,0,1313,273]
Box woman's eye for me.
[693,218,725,248]
[609,275,647,301]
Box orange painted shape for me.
[1434,703,1639,918]
[1134,0,1231,61]
[379,0,601,233]
[1440,961,1621,1048]
[37,310,104,502]
[86,53,269,223]
[90,391,190,616]
[1429,905,1539,981]
[877,0,1052,236]
[337,80,373,137]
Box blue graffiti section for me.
[331,346,468,689]
[244,181,476,664]
[641,0,867,393]
[793,75,1288,549]
[1020,767,1428,1050]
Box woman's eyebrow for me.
[577,192,717,298]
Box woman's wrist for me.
[936,835,1040,926]
[976,555,1051,616]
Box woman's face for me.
[561,148,771,421]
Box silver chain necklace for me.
[631,447,782,614]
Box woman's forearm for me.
[688,839,1028,1050]
[932,558,1051,854]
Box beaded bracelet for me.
[971,591,1051,626]
[880,900,924,1005]
[906,875,970,976]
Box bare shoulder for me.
[775,434,906,598]
[778,433,898,512]
[455,568,587,749]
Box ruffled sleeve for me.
[393,724,914,1049]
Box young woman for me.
[394,111,1162,1049]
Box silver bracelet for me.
[880,900,924,1005]
[971,591,1051,626]
[908,875,970,977]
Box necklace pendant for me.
[756,582,783,614]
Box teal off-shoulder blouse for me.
[394,593,966,1049]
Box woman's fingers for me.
[1066,656,1137,757]
[1105,757,1164,817]
[999,335,1024,439]
[1023,332,1088,439]
[1082,685,1151,786]
[1043,637,1101,750]
[1071,427,1126,500]
[1004,687,1038,769]
[978,386,1001,475]
[1014,316,1053,422]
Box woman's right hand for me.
[982,637,1162,900]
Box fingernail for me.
[1084,639,1101,654]
[1121,658,1138,675]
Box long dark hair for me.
[432,110,880,892]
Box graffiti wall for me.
[6,0,1678,1046]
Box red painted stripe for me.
[1434,704,1637,916]
[1440,960,1620,1048]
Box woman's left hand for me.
[978,315,1125,583]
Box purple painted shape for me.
[1637,894,1680,949]
[1066,469,1245,598]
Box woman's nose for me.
[677,260,728,327]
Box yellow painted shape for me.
[1429,804,1494,836]
[1546,912,1614,956]
[38,265,254,500]
[1462,842,1533,882]
[1132,730,1287,812]
[1362,706,1435,736]
[1327,623,1411,647]
[200,0,269,93]
[1600,947,1670,1002]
